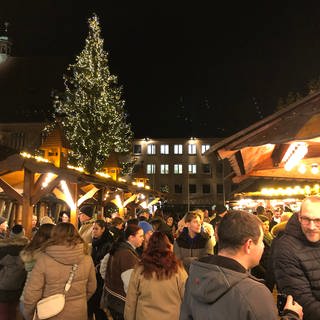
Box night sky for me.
[2,1,320,138]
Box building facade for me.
[132,137,224,210]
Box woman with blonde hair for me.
[124,231,187,320]
[23,223,96,320]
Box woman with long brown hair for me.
[124,231,187,320]
[23,223,96,320]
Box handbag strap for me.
[64,264,78,293]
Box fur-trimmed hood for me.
[20,247,42,263]
[0,237,29,248]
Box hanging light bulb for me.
[311,164,319,174]
[298,164,306,174]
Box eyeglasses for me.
[299,216,320,227]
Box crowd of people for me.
[2,196,320,319]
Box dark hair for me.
[11,224,23,234]
[45,223,84,248]
[94,219,106,229]
[25,223,54,252]
[111,217,123,227]
[109,224,142,255]
[218,210,262,252]
[58,211,70,222]
[126,218,139,226]
[140,231,182,279]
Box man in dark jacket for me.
[180,210,302,320]
[174,211,213,271]
[273,196,320,320]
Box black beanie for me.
[79,205,94,218]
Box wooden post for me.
[22,168,34,239]
[68,182,78,229]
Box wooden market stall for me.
[206,90,320,200]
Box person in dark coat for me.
[180,211,303,320]
[273,196,320,320]
[0,224,28,320]
[174,211,213,271]
[88,220,113,320]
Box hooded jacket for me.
[23,243,96,320]
[180,255,299,320]
[273,213,320,320]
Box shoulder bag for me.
[34,263,78,320]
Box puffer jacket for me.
[23,243,97,320]
[0,237,28,302]
[273,213,320,320]
[180,255,300,320]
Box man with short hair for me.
[180,210,302,320]
[273,196,320,320]
[174,211,213,271]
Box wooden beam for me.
[22,168,34,239]
[271,144,289,167]
[30,176,61,205]
[0,177,23,204]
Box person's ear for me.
[244,238,253,254]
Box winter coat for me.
[23,243,97,320]
[180,255,300,320]
[0,237,28,302]
[104,241,140,315]
[19,248,42,303]
[273,213,320,320]
[79,219,95,243]
[124,264,187,320]
[174,227,213,271]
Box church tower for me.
[0,22,12,64]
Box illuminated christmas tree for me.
[53,14,133,173]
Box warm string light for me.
[283,142,308,171]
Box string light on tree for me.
[51,14,133,174]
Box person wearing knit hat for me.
[78,205,95,244]
[138,221,153,253]
[9,224,29,243]
[0,216,8,239]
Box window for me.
[189,184,196,193]
[147,144,156,155]
[160,185,169,193]
[188,164,197,174]
[188,144,196,155]
[174,164,183,174]
[160,164,169,174]
[203,184,211,193]
[160,144,169,154]
[201,144,210,154]
[202,164,211,174]
[146,164,156,174]
[217,184,224,194]
[133,144,142,154]
[174,184,183,193]
[174,144,183,154]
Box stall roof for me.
[206,90,320,183]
